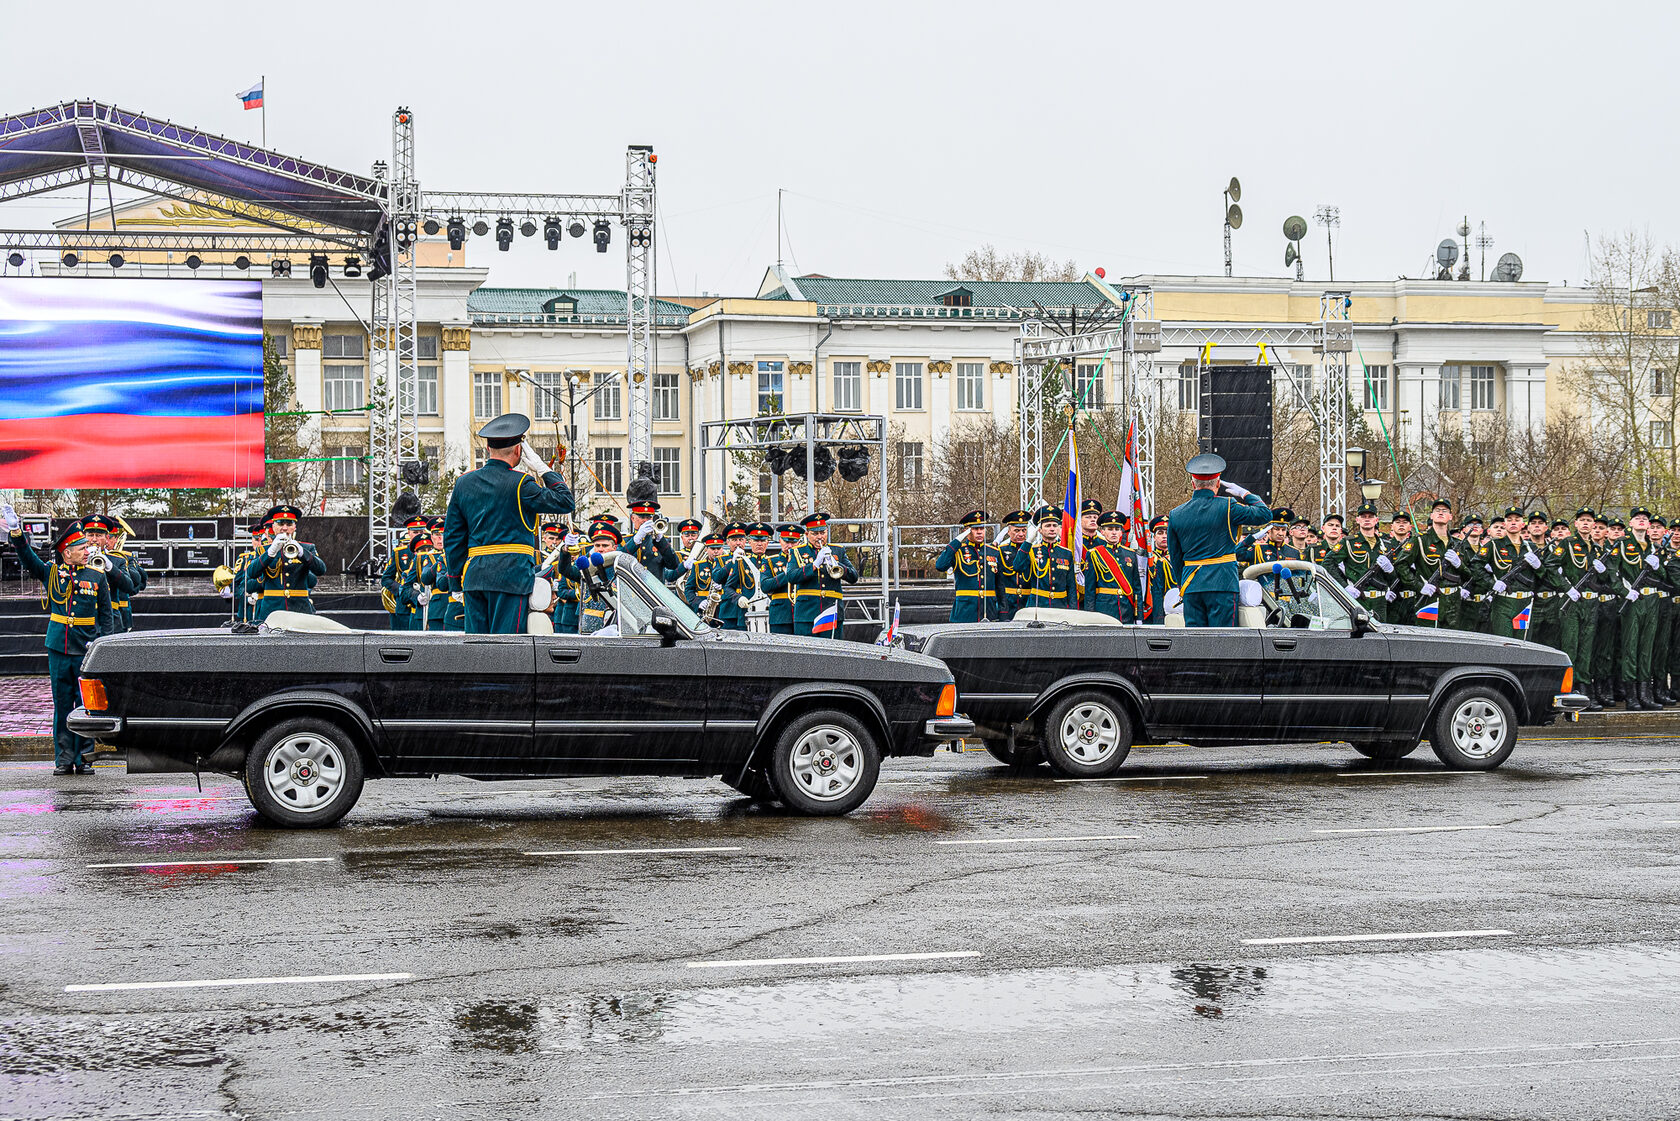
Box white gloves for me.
[1648,553,1661,571]
[815,546,832,566]
[1421,582,1436,597]
[1492,579,1507,594]
[1525,552,1542,569]
[1376,555,1394,574]
[0,504,17,532]
[219,586,233,601]
[738,596,752,609]
[633,523,654,545]
[1075,570,1086,589]
[1627,588,1641,602]
[1444,548,1460,567]
[519,444,549,477]
[1384,589,1397,602]
[1459,586,1471,600]
[1222,480,1251,498]
[993,527,1011,548]
[1593,559,1606,573]
[563,532,579,547]
[1164,588,1182,614]
[267,538,283,557]
[1344,584,1360,600]
[1567,588,1581,602]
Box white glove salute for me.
[518,444,550,477]
[1647,552,1662,571]
[993,527,1011,548]
[0,504,18,533]
[1524,552,1542,569]
[1492,579,1507,594]
[1221,480,1251,499]
[1376,555,1394,574]
[1444,548,1460,567]
[1593,558,1606,574]
[1421,582,1436,597]
[1567,588,1581,602]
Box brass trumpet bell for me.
[212,565,237,591]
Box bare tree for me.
[945,244,1081,283]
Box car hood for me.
[1375,621,1570,662]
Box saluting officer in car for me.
[1164,453,1272,627]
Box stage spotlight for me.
[423,218,440,236]
[519,219,537,239]
[543,216,562,249]
[185,254,203,270]
[271,257,292,277]
[472,219,489,237]
[108,252,124,269]
[393,217,418,249]
[495,218,514,251]
[62,251,79,268]
[233,254,251,270]
[342,255,363,277]
[593,219,611,253]
[629,225,652,248]
[446,216,465,250]
[6,251,23,267]
[310,254,329,288]
[568,218,586,239]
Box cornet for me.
[823,550,845,579]
[85,546,114,573]
[278,536,302,561]
[648,516,669,541]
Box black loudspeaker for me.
[1198,365,1273,504]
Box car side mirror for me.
[650,609,684,644]
[1351,608,1373,635]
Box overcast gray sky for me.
[2,0,1674,294]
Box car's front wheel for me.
[244,717,366,828]
[1040,691,1133,778]
[1428,685,1517,770]
[1350,740,1420,763]
[768,710,880,816]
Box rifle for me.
[1616,539,1664,616]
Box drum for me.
[527,576,554,612]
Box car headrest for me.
[264,610,353,634]
[1239,579,1264,607]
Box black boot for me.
[1643,682,1662,710]
[51,765,73,776]
[1584,685,1604,712]
[1625,680,1646,711]
[1615,679,1627,702]
[1657,683,1676,706]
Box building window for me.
[1652,421,1674,448]
[1652,368,1672,397]
[1469,364,1496,411]
[327,445,364,493]
[1364,365,1389,411]
[473,371,503,419]
[833,361,862,411]
[593,374,622,421]
[417,364,438,416]
[1439,364,1462,410]
[653,372,679,421]
[421,444,440,479]
[1649,309,1673,330]
[1178,361,1198,412]
[955,362,985,410]
[1074,362,1105,408]
[530,370,565,420]
[417,336,439,361]
[895,362,924,410]
[895,440,924,490]
[757,360,784,415]
[322,332,363,360]
[270,334,289,360]
[591,446,623,493]
[653,447,681,494]
[474,446,487,469]
[323,364,364,413]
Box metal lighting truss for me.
[0,229,361,252]
[366,108,423,562]
[697,413,890,626]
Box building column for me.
[1393,362,1439,452]
[441,325,472,472]
[1505,364,1548,438]
[291,321,323,462]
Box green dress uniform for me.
[935,519,994,624]
[1011,531,1075,608]
[1083,539,1143,622]
[549,545,584,634]
[710,540,751,631]
[1524,533,1564,649]
[1550,529,1600,701]
[425,555,454,631]
[990,519,1032,622]
[1144,547,1172,624]
[1400,528,1463,630]
[254,542,327,620]
[787,539,858,638]
[1332,530,1397,622]
[1610,524,1663,706]
[1166,474,1276,627]
[230,548,259,623]
[381,543,439,631]
[681,545,718,613]
[1657,542,1680,703]
[11,527,113,771]
[626,526,681,579]
[441,415,576,635]
[761,550,796,634]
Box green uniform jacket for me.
[1145,550,1173,623]
[759,551,796,628]
[1166,490,1274,598]
[991,539,1030,620]
[442,460,575,596]
[935,538,993,623]
[1010,541,1075,606]
[1478,536,1540,597]
[681,553,716,613]
[626,530,681,580]
[1547,532,1598,596]
[1083,543,1142,621]
[786,544,859,626]
[1608,532,1662,597]
[11,532,113,655]
[382,546,440,623]
[1402,529,1462,596]
[255,542,327,620]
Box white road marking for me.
[1312,824,1503,835]
[686,950,981,969]
[934,833,1140,846]
[522,846,742,857]
[1336,770,1481,779]
[66,971,413,993]
[85,867,337,873]
[1054,775,1208,783]
[1242,928,1513,946]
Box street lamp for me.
[1346,446,1366,479]
[1361,478,1385,503]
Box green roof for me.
[468,287,693,325]
[766,276,1110,311]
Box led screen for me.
[0,278,265,488]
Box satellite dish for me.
[1492,252,1524,282]
[1283,215,1308,242]
[1227,177,1242,202]
[1456,220,1471,239]
[1436,239,1460,267]
[1226,204,1243,230]
[1285,244,1298,267]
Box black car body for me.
[71,556,971,825]
[900,561,1586,777]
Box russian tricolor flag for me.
[1061,427,1083,566]
[1415,600,1439,622]
[1512,603,1532,631]
[813,603,839,635]
[237,82,264,110]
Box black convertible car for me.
[899,561,1587,778]
[70,556,971,826]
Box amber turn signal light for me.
[79,677,108,712]
[936,683,957,717]
[1561,667,1573,695]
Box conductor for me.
[1165,453,1273,627]
[443,413,576,634]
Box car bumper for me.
[67,708,123,738]
[1552,692,1591,714]
[924,716,976,742]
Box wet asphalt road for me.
[2,735,1678,1120]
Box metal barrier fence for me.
[889,523,999,595]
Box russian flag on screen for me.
[1415,600,1439,622]
[1512,603,1532,631]
[0,279,265,489]
[237,82,263,109]
[813,603,839,635]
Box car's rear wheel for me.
[983,740,1044,770]
[1350,740,1420,763]
[1040,691,1133,778]
[243,717,365,828]
[768,710,880,816]
[1429,685,1517,770]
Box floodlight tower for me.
[1314,205,1340,281]
[623,146,657,474]
[1223,178,1242,277]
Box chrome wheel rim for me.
[1059,702,1121,764]
[789,725,863,802]
[263,733,346,812]
[1450,699,1506,759]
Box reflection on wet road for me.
[1,738,1677,1119]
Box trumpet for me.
[279,537,302,561]
[822,549,845,579]
[649,516,669,541]
[85,546,114,573]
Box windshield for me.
[612,554,711,634]
[1269,569,1354,631]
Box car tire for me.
[767,710,880,816]
[1040,691,1133,778]
[983,740,1044,770]
[1428,685,1517,770]
[243,717,366,828]
[1350,740,1420,763]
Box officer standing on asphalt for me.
[1552,506,1604,710]
[1526,510,1563,649]
[1336,500,1396,622]
[1084,510,1143,621]
[1480,506,1538,638]
[935,510,993,623]
[1403,499,1462,629]
[442,413,575,634]
[3,509,112,776]
[1165,453,1273,627]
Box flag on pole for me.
[1061,427,1083,567]
[875,600,901,647]
[1415,600,1439,623]
[237,82,264,110]
[1115,418,1149,554]
[813,602,839,635]
[1512,602,1532,631]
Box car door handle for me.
[548,648,581,664]
[379,648,412,663]
[1147,639,1171,650]
[1271,638,1297,650]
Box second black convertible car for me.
[899,561,1586,779]
[70,556,971,826]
